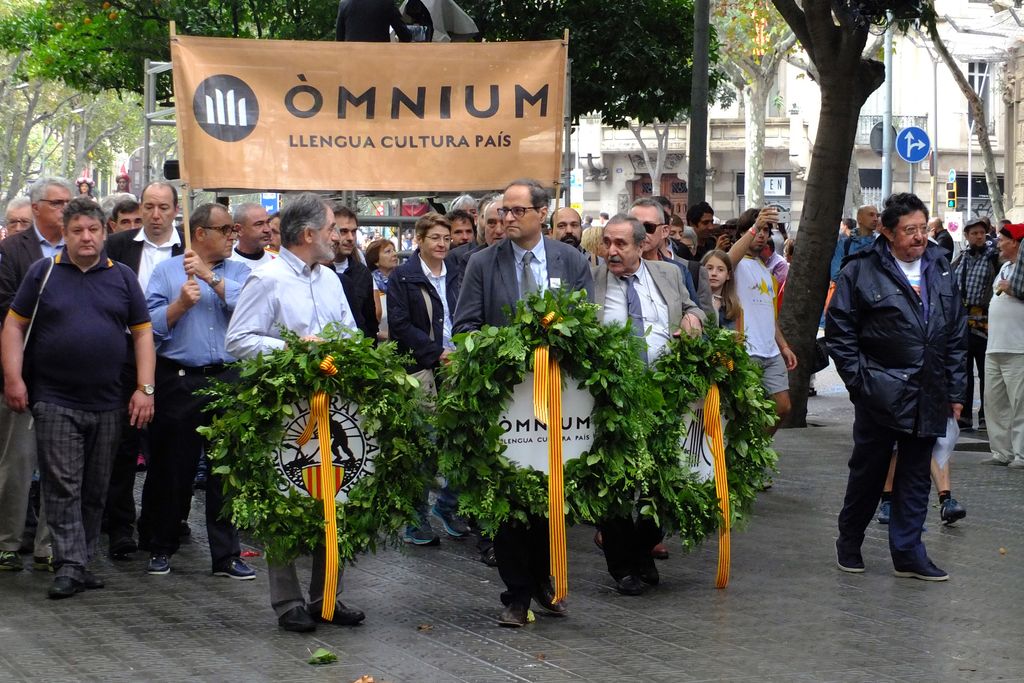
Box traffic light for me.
[946,182,957,209]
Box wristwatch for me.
[209,272,223,287]
[138,384,155,396]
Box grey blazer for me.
[453,237,594,333]
[592,260,705,331]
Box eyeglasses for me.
[424,233,452,243]
[642,222,662,234]
[38,199,69,209]
[898,225,928,237]
[202,224,237,236]
[5,219,31,227]
[496,206,541,219]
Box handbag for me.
[810,337,830,374]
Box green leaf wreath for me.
[437,288,778,551]
[648,326,779,548]
[199,325,435,564]
[437,288,669,535]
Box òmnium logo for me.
[193,74,259,142]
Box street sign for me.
[948,169,956,183]
[260,192,279,214]
[896,126,930,164]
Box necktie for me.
[520,251,538,297]
[623,274,649,363]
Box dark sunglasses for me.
[642,221,660,234]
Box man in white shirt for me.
[229,202,275,270]
[728,206,798,432]
[225,193,362,633]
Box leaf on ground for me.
[307,647,338,665]
[417,623,433,632]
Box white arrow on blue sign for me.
[896,126,930,164]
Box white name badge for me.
[498,371,596,473]
[680,399,719,482]
[272,395,378,503]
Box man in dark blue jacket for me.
[825,192,967,582]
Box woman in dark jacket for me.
[386,212,468,545]
[388,213,459,373]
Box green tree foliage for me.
[0,0,338,95]
[460,0,719,126]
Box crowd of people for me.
[0,174,1017,631]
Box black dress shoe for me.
[109,536,137,560]
[312,602,365,625]
[532,585,567,616]
[498,604,528,627]
[480,546,497,567]
[82,571,105,590]
[48,576,83,600]
[639,565,660,586]
[614,575,646,596]
[278,606,316,633]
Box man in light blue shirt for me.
[225,193,362,634]
[139,202,255,582]
[830,205,879,281]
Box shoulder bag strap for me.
[23,257,55,349]
[419,285,435,342]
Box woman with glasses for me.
[387,212,469,546]
[365,238,399,341]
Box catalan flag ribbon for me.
[294,356,343,620]
[702,382,731,589]
[533,312,568,602]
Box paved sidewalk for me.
[0,391,1022,682]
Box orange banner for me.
[169,34,568,192]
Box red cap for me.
[1000,223,1024,241]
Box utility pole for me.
[688,0,710,205]
[881,21,894,198]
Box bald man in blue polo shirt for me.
[1,197,155,599]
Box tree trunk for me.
[927,19,1005,221]
[630,121,670,193]
[744,77,769,208]
[848,154,863,210]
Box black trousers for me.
[103,364,141,541]
[598,514,662,581]
[494,513,551,609]
[837,404,935,569]
[139,359,240,568]
[964,333,987,423]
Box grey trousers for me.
[0,403,50,556]
[268,546,344,617]
[33,402,122,579]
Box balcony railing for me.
[855,115,929,146]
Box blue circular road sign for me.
[896,126,930,164]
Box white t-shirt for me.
[229,247,275,270]
[987,261,1024,354]
[734,255,778,357]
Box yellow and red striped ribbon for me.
[702,383,730,588]
[533,345,568,602]
[295,356,342,621]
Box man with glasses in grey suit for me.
[453,178,593,627]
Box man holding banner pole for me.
[592,214,703,595]
[226,193,364,633]
[453,178,593,628]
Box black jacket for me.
[0,227,47,319]
[388,251,459,372]
[443,241,481,285]
[825,238,967,437]
[337,256,379,341]
[105,227,186,275]
[335,0,412,42]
